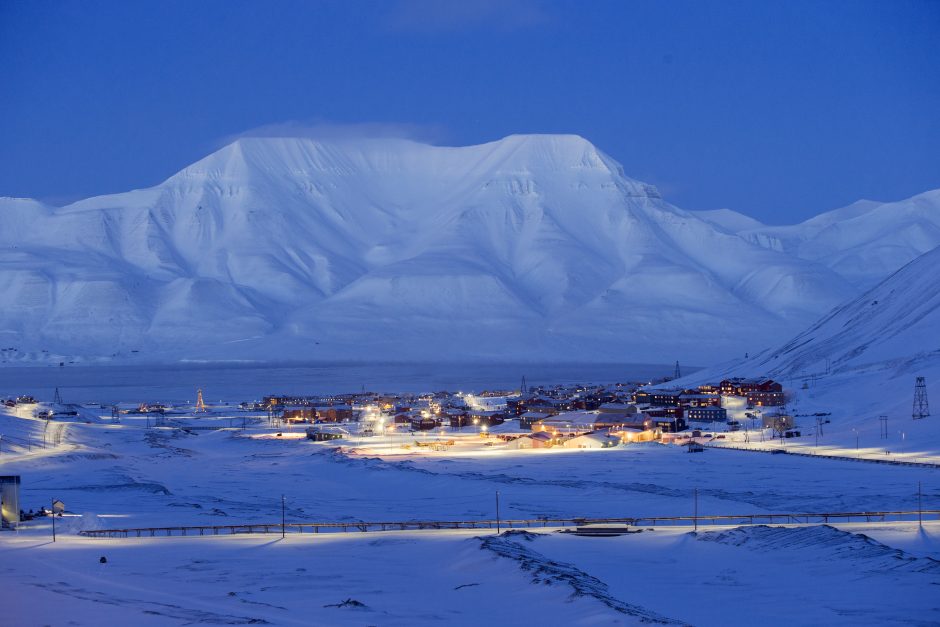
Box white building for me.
[535,410,600,435]
[464,394,511,411]
[561,432,620,449]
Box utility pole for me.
[51,499,56,542]
[281,495,286,539]
[879,416,888,439]
[693,488,698,532]
[918,482,923,529]
[496,491,501,534]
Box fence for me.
[706,443,940,468]
[79,508,940,539]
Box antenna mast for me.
[913,377,929,420]
[195,388,207,413]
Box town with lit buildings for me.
[247,375,795,452]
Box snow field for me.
[1,522,938,626]
[1,411,938,625]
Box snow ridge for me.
[726,190,940,288]
[696,525,940,574]
[480,531,686,624]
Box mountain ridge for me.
[0,134,931,365]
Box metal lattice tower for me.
[674,361,681,380]
[913,377,929,420]
[521,375,527,395]
[53,387,63,405]
[195,388,207,413]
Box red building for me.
[719,378,785,406]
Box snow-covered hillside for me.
[675,244,940,453]
[0,134,915,365]
[720,191,940,288]
[760,244,940,376]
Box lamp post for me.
[852,428,859,456]
[281,494,286,539]
[495,490,500,534]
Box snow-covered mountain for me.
[0,134,904,365]
[703,191,940,288]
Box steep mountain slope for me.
[758,244,940,377]
[734,192,940,288]
[674,245,940,452]
[695,208,765,233]
[0,135,857,364]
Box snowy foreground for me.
[1,414,938,625]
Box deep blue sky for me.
[1,0,938,223]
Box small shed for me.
[509,431,556,449]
